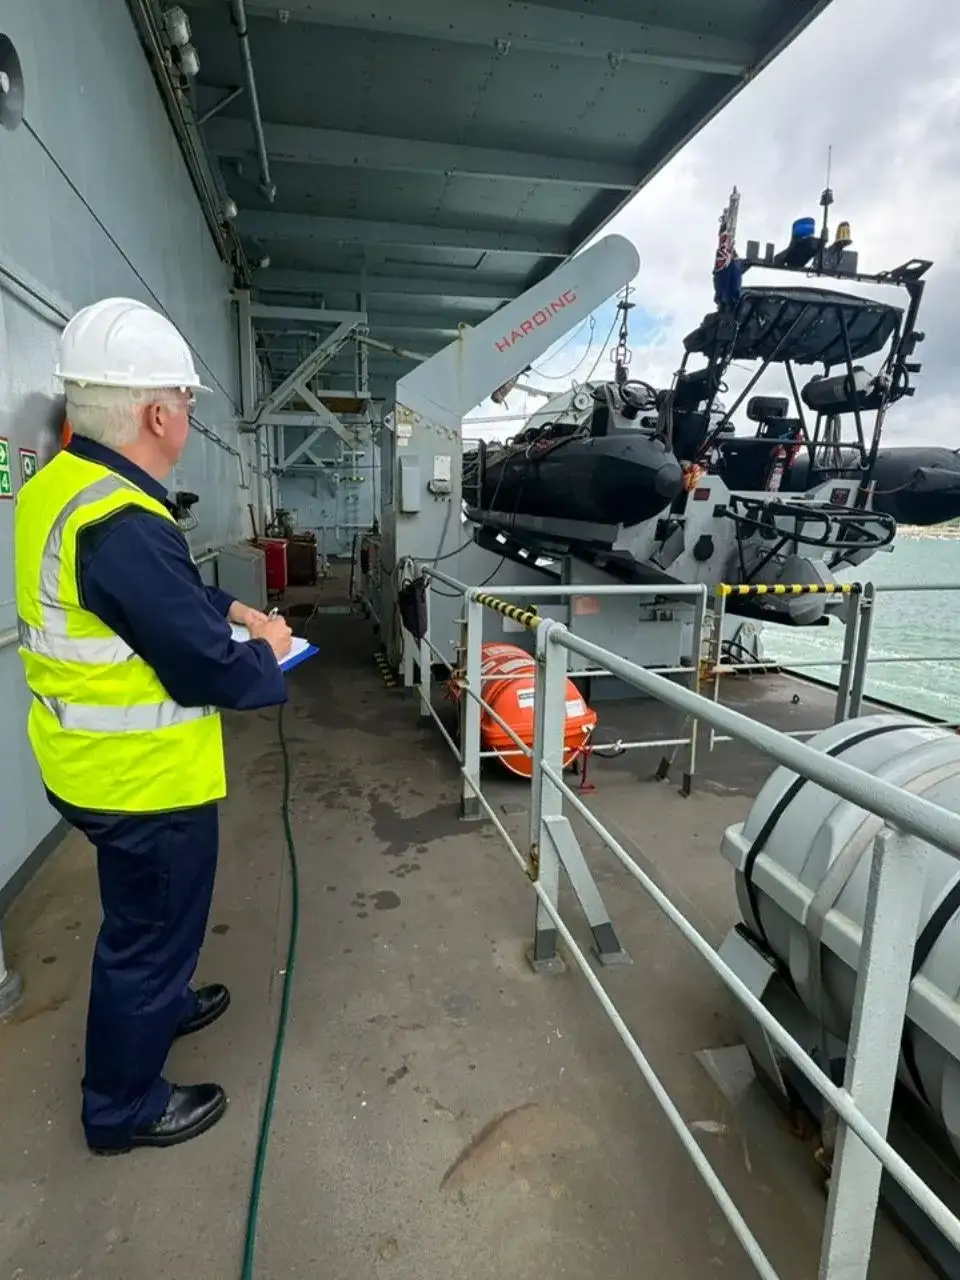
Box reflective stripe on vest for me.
[18,617,136,665]
[33,694,214,733]
[38,474,135,636]
[30,473,144,659]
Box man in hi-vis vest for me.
[15,298,293,1155]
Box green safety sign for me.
[19,447,39,484]
[0,438,11,500]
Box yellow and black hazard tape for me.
[716,582,862,598]
[473,592,542,630]
[373,649,400,688]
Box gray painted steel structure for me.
[0,0,253,894]
[180,0,834,389]
[0,0,833,897]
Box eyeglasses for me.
[155,392,197,415]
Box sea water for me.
[762,536,960,723]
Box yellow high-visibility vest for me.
[15,449,226,812]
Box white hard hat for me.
[56,297,211,392]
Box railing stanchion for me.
[847,582,876,721]
[459,595,484,820]
[419,586,432,718]
[682,587,708,795]
[528,620,568,973]
[709,590,726,752]
[819,828,928,1280]
[402,627,415,688]
[833,593,862,724]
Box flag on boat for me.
[713,186,744,308]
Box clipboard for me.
[230,624,318,674]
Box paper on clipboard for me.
[230,624,317,673]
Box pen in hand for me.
[246,607,292,661]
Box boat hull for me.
[477,434,684,528]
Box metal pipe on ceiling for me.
[228,0,277,203]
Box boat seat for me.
[588,398,613,438]
[717,438,777,491]
[672,412,711,461]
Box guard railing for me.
[707,581,960,754]
[413,565,960,1280]
[413,572,712,792]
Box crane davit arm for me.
[394,234,640,424]
[378,235,640,668]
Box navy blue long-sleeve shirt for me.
[68,436,287,712]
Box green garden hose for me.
[241,702,300,1279]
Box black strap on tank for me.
[739,715,942,1109]
[743,722,920,953]
[900,876,960,1107]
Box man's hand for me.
[228,600,270,628]
[247,614,293,662]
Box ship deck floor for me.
[0,583,938,1279]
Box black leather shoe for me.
[176,983,231,1038]
[88,1083,227,1156]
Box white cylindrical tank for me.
[721,714,960,1154]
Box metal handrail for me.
[421,566,711,783]
[541,743,957,1258]
[422,570,960,851]
[705,580,960,752]
[717,581,862,597]
[557,622,960,857]
[413,570,960,1279]
[537,615,960,1269]
[426,564,710,601]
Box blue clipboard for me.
[279,641,318,674]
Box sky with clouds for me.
[469,0,960,446]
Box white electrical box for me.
[399,455,422,513]
[428,453,453,496]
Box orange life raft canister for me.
[472,641,597,779]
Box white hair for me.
[64,383,182,448]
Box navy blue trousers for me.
[49,795,219,1145]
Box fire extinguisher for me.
[766,436,801,492]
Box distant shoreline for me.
[897,525,960,538]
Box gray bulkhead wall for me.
[277,423,381,559]
[0,1,250,894]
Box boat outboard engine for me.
[729,543,836,625]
